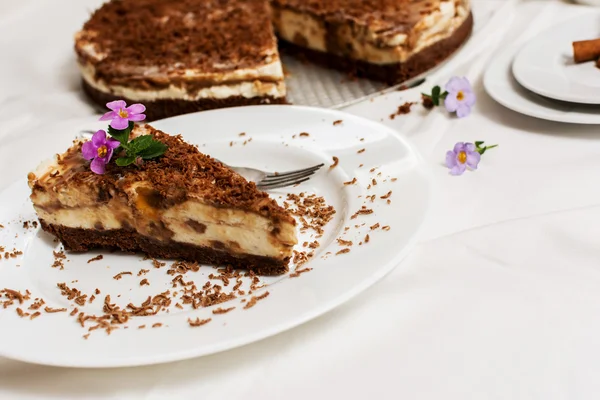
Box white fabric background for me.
[2,1,600,399]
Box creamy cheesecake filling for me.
[272,0,470,65]
[33,202,295,259]
[79,65,286,101]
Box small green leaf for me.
[107,126,129,145]
[431,86,441,106]
[115,156,136,167]
[138,141,168,159]
[128,135,154,153]
[475,141,484,147]
[440,91,449,100]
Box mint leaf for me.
[115,156,136,167]
[138,141,168,159]
[128,135,155,153]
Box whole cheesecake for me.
[28,125,298,275]
[75,0,287,121]
[75,0,472,119]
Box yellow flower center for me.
[118,109,129,118]
[456,91,465,101]
[457,151,467,164]
[97,145,108,158]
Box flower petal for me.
[106,100,127,111]
[445,76,465,93]
[90,157,107,174]
[126,103,146,114]
[99,111,117,121]
[106,138,121,150]
[466,151,481,169]
[110,117,129,130]
[453,142,466,153]
[456,104,471,118]
[92,130,107,147]
[81,141,97,160]
[464,143,476,153]
[450,163,466,176]
[444,95,459,112]
[128,113,146,122]
[463,91,476,107]
[445,151,458,168]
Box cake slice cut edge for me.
[28,125,298,276]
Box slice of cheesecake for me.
[75,0,287,121]
[28,125,297,275]
[271,0,473,84]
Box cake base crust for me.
[278,12,474,85]
[41,220,289,276]
[82,79,288,121]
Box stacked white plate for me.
[483,12,600,124]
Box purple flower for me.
[445,142,481,175]
[99,100,146,130]
[81,130,120,174]
[444,77,476,118]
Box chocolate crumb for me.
[212,306,235,314]
[365,234,371,244]
[336,238,353,246]
[83,333,90,340]
[243,291,270,309]
[370,223,380,230]
[30,311,41,320]
[382,226,391,231]
[70,308,79,316]
[299,132,310,137]
[350,208,374,219]
[113,271,132,280]
[343,177,357,186]
[87,255,103,263]
[188,317,212,327]
[44,306,67,313]
[290,267,312,278]
[357,148,365,154]
[152,323,162,328]
[140,278,150,286]
[330,156,339,169]
[389,102,416,119]
[336,248,351,255]
[333,120,343,126]
[138,325,146,329]
[238,132,246,137]
[381,191,392,199]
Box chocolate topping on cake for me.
[272,0,442,34]
[77,0,279,81]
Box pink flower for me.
[99,100,146,130]
[81,130,120,174]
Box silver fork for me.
[227,162,324,190]
[79,131,323,190]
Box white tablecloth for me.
[3,1,600,398]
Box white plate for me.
[484,30,600,124]
[0,105,432,368]
[512,14,600,104]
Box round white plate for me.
[0,105,432,368]
[512,14,600,104]
[484,29,600,124]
